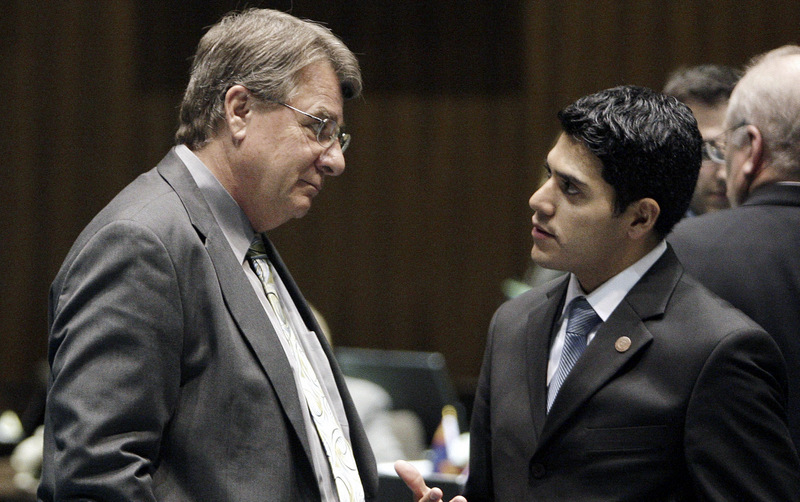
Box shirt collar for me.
[175,145,256,263]
[562,240,667,322]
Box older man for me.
[39,9,377,501]
[670,45,800,451]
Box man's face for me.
[529,134,635,292]
[687,101,729,215]
[233,61,346,231]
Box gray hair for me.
[727,45,800,178]
[175,8,362,149]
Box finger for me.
[394,460,427,498]
[394,460,445,501]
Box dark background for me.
[2,0,799,412]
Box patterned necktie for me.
[247,237,364,502]
[547,296,601,412]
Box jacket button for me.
[531,462,546,478]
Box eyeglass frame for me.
[702,122,749,165]
[268,100,351,153]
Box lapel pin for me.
[615,336,632,353]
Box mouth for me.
[301,179,321,195]
[532,221,556,240]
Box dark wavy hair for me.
[558,85,702,238]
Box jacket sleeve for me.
[41,220,183,501]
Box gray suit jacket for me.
[465,247,800,501]
[39,150,378,501]
[669,183,800,450]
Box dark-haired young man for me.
[461,86,800,500]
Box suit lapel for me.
[526,277,569,443]
[155,151,314,461]
[537,248,683,449]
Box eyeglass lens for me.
[702,141,725,164]
[316,119,350,152]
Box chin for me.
[531,250,555,269]
[292,204,312,220]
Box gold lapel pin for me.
[615,336,632,353]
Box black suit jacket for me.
[465,247,800,501]
[39,150,378,501]
[669,183,800,450]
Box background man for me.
[39,9,378,501]
[464,86,800,500]
[670,45,800,451]
[663,64,741,217]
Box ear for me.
[626,198,660,240]
[223,85,253,144]
[739,125,764,181]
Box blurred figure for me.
[311,304,419,464]
[663,64,741,216]
[39,8,377,501]
[670,45,800,450]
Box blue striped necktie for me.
[547,296,601,412]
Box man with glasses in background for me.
[40,8,379,501]
[663,64,741,217]
[669,45,800,452]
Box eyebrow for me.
[312,106,345,127]
[544,161,588,189]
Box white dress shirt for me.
[547,240,668,385]
[176,145,348,501]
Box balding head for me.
[726,46,800,186]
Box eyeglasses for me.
[273,101,351,153]
[701,123,749,165]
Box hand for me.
[394,460,468,502]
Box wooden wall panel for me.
[1,0,140,404]
[269,95,531,383]
[2,0,800,407]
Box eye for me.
[559,177,580,196]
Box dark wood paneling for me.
[269,94,531,381]
[3,0,800,402]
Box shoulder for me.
[662,272,770,348]
[668,210,737,247]
[53,165,200,291]
[73,167,194,252]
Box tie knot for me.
[247,235,267,259]
[565,297,601,338]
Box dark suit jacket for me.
[464,247,800,501]
[669,183,800,450]
[39,150,378,501]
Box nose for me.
[317,142,346,176]
[529,180,554,216]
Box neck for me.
[577,236,660,293]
